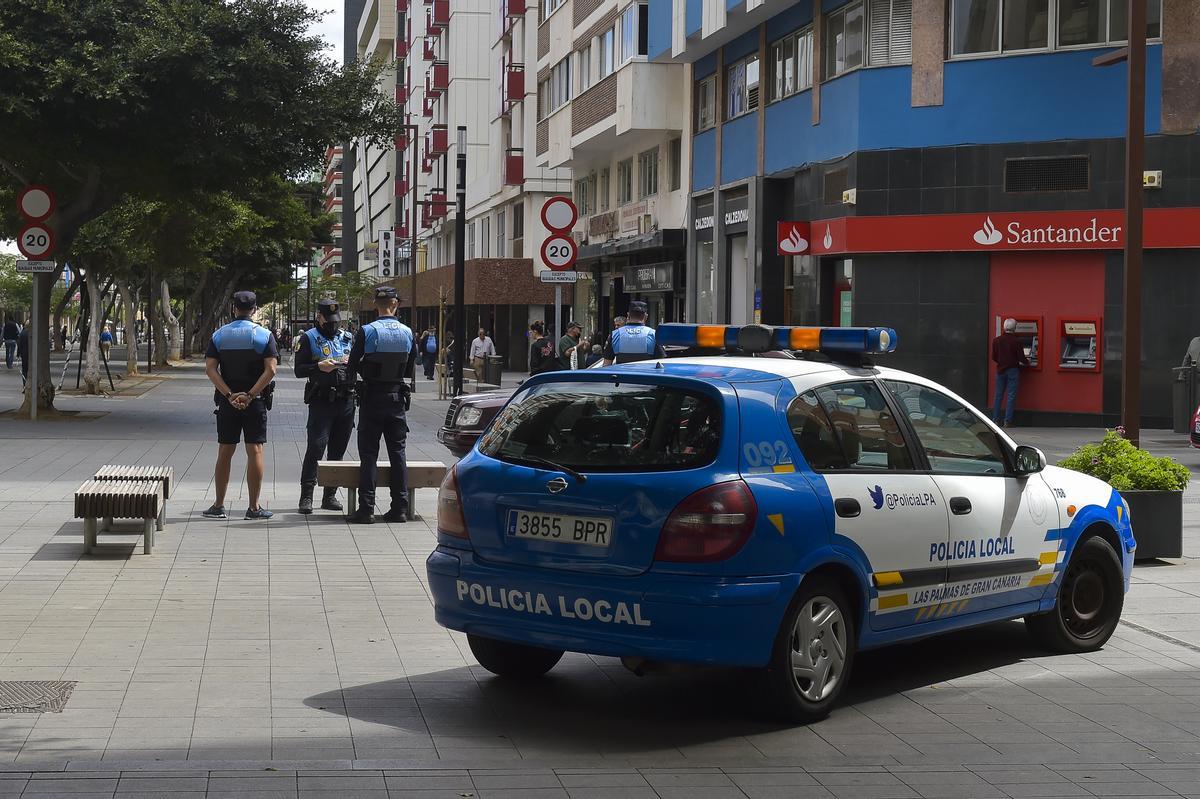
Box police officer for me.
[603,300,666,365]
[202,291,279,520]
[346,286,418,524]
[295,299,356,514]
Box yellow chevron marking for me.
[767,514,785,535]
[1039,551,1060,565]
[873,571,904,588]
[1029,572,1055,586]
[878,593,909,610]
[915,606,929,621]
[1117,505,1123,521]
[772,464,796,473]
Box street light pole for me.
[453,125,467,397]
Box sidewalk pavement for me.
[0,363,1196,796]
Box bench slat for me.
[316,460,446,490]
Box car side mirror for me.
[1014,445,1047,475]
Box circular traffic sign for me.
[17,185,55,221]
[540,234,577,271]
[17,223,55,259]
[540,196,577,232]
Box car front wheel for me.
[467,633,564,678]
[1026,535,1124,653]
[760,575,855,723]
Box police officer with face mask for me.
[295,299,356,514]
[346,286,418,524]
[603,300,666,365]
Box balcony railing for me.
[503,64,524,105]
[428,189,448,219]
[422,94,435,118]
[395,84,409,105]
[504,149,523,186]
[423,35,437,60]
[427,61,448,96]
[426,0,448,34]
[426,123,448,157]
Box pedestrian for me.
[3,317,20,370]
[201,290,279,521]
[16,325,28,383]
[99,327,113,359]
[346,286,417,524]
[991,317,1030,428]
[418,325,438,380]
[602,315,625,355]
[585,344,603,367]
[557,321,583,369]
[59,325,67,349]
[470,327,496,382]
[604,300,665,365]
[442,330,458,379]
[295,299,356,515]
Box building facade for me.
[320,145,345,275]
[650,0,1200,427]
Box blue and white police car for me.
[427,324,1134,721]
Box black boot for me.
[382,507,407,523]
[347,508,375,524]
[321,488,343,511]
[298,485,314,515]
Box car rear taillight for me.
[654,480,757,562]
[437,466,470,540]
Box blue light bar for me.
[657,324,898,354]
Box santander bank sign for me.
[972,215,1122,247]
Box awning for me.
[577,228,686,263]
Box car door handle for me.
[949,497,972,515]
[834,498,861,518]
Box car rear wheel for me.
[1026,535,1124,653]
[760,575,855,723]
[467,633,564,678]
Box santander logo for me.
[823,226,833,249]
[778,224,809,254]
[973,217,1003,246]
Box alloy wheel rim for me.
[788,595,847,703]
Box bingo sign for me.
[539,196,578,281]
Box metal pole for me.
[554,285,561,355]
[411,123,420,392]
[1122,0,1146,446]
[29,277,39,421]
[146,270,153,374]
[453,125,467,397]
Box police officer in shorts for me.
[346,286,418,524]
[295,298,356,514]
[202,291,278,520]
[603,300,665,365]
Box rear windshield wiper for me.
[501,454,588,484]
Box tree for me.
[0,254,32,316]
[0,0,402,413]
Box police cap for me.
[232,290,257,310]
[628,300,648,315]
[317,298,341,322]
[374,286,399,301]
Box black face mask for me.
[320,321,338,338]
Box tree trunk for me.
[82,275,103,395]
[160,280,182,360]
[117,282,139,377]
[152,290,168,368]
[186,271,210,354]
[51,272,78,352]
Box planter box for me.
[1122,489,1183,560]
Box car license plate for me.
[507,510,613,548]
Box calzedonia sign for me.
[800,209,1200,255]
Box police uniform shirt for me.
[206,318,279,393]
[348,317,418,384]
[294,327,354,382]
[603,322,666,364]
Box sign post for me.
[539,197,579,340]
[16,186,58,421]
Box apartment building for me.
[319,145,345,275]
[652,0,1200,427]
[536,0,690,331]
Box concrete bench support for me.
[75,480,164,555]
[317,460,447,519]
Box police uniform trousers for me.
[357,385,409,513]
[300,396,356,487]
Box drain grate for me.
[0,681,77,713]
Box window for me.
[884,381,1008,474]
[951,0,1160,57]
[512,202,524,240]
[482,216,490,257]
[811,381,913,471]
[574,176,593,215]
[726,56,760,119]
[617,158,633,205]
[824,2,865,78]
[868,0,913,64]
[543,0,563,19]
[579,44,592,91]
[497,210,506,257]
[619,3,649,63]
[696,75,716,130]
[668,138,682,191]
[769,27,814,102]
[539,57,572,118]
[599,168,611,210]
[467,222,475,259]
[788,392,849,471]
[638,147,658,198]
[598,27,616,78]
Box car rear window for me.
[477,381,721,471]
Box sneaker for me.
[201,504,227,519]
[244,507,274,520]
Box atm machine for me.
[1059,319,1101,371]
[996,316,1042,369]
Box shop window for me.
[726,56,759,120]
[867,0,913,65]
[638,147,658,199]
[696,75,716,130]
[619,3,649,64]
[824,2,865,79]
[950,0,1160,57]
[695,239,717,324]
[617,158,633,205]
[769,27,813,103]
[668,138,682,191]
[1004,155,1090,192]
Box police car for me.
[427,324,1134,721]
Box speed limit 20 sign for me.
[540,196,578,272]
[18,223,54,259]
[541,234,577,271]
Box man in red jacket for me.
[991,318,1030,427]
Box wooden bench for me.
[74,479,165,555]
[316,460,447,519]
[94,464,173,502]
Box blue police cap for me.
[233,290,257,309]
[374,286,399,300]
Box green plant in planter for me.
[1058,429,1191,492]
